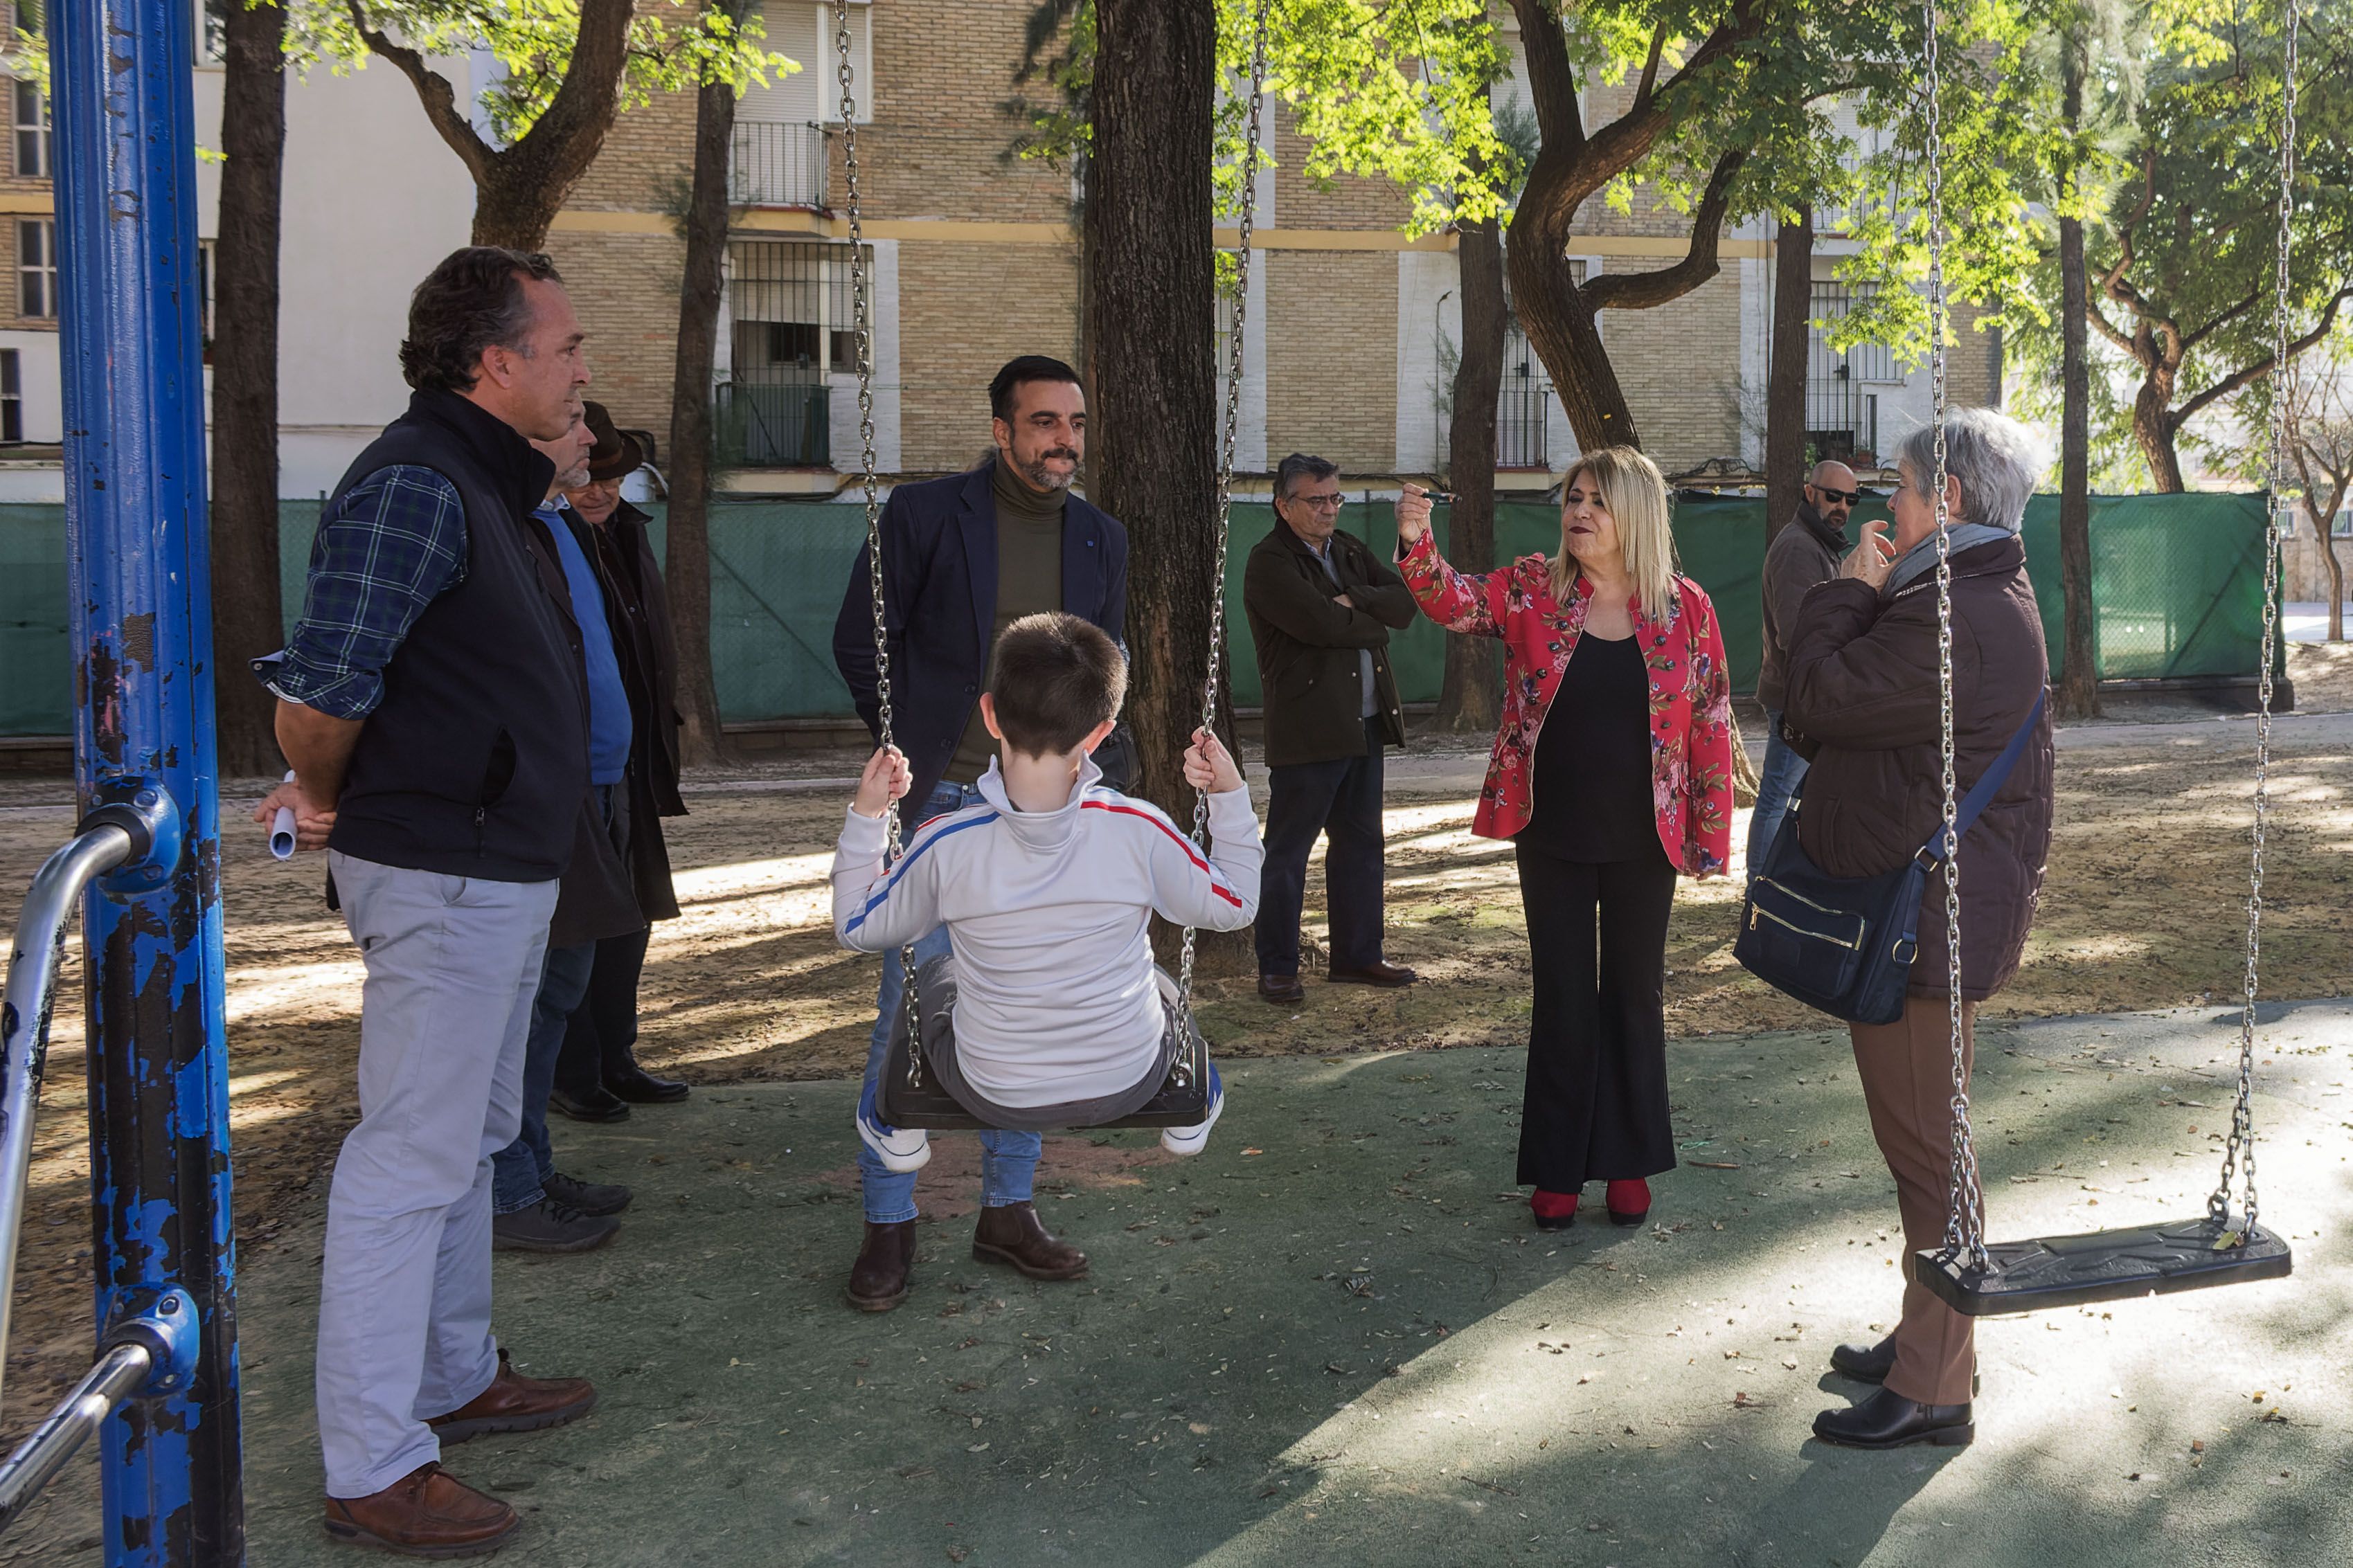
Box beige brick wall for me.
[1272,110,1411,232]
[1947,298,2003,411]
[1265,251,1396,470]
[1602,266,1745,473]
[569,80,700,213]
[896,240,1081,473]
[544,228,689,440]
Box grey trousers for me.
[316,851,560,1499]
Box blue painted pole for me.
[50,1,244,1562]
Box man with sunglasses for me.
[1751,459,1862,874]
[1242,453,1420,1006]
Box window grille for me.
[722,240,869,466]
[17,219,54,320]
[0,348,20,444]
[12,80,48,180]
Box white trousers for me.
[315,851,558,1498]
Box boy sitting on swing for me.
[832,612,1262,1169]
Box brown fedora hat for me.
[582,401,645,481]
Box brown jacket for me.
[1755,501,1845,712]
[1243,519,1415,767]
[1783,535,2055,1001]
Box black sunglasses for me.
[1810,486,1864,506]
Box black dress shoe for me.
[548,1085,631,1124]
[607,1065,691,1104]
[544,1171,632,1218]
[1258,973,1305,1006]
[1829,1336,1897,1383]
[1812,1387,1974,1450]
[1328,961,1417,988]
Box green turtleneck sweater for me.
[944,458,1067,784]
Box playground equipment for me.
[0,1,243,1562]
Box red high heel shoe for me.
[1605,1179,1650,1227]
[1530,1189,1580,1231]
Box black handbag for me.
[1735,691,2046,1025]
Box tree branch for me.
[2086,296,2136,356]
[2169,285,2353,431]
[1634,21,1667,111]
[1505,0,1586,161]
[344,1,495,184]
[2178,287,2264,354]
[1581,148,1748,313]
[501,0,636,188]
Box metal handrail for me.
[0,1340,152,1531]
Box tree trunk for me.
[1764,208,1812,539]
[1086,0,1248,969]
[1437,212,1504,735]
[664,58,739,768]
[211,0,286,778]
[2055,46,2101,719]
[2325,528,2347,643]
[2132,374,2188,493]
[1507,240,1639,453]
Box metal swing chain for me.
[1170,0,1273,1072]
[2210,0,2296,1242]
[1923,0,1989,1272]
[832,0,925,1085]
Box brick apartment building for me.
[0,1,1997,496]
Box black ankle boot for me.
[1812,1387,1974,1450]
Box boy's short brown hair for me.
[990,612,1127,758]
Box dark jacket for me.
[1756,501,1846,712]
[1243,519,1415,767]
[324,390,584,882]
[1783,534,2056,1002]
[832,462,1129,815]
[520,503,643,950]
[578,498,683,923]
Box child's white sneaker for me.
[858,1079,931,1173]
[1159,1064,1223,1156]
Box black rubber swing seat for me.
[1914,1215,2293,1317]
[875,1026,1212,1132]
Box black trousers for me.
[1512,842,1679,1190]
[1256,716,1389,977]
[554,924,653,1098]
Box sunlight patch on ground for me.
[669,850,834,903]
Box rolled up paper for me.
[269,771,298,860]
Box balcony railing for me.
[1804,379,1879,466]
[717,375,830,468]
[730,121,827,210]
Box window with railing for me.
[729,121,828,208]
[1805,280,1894,464]
[721,239,868,467]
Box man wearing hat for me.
[545,402,694,1124]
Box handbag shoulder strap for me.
[1921,687,2048,864]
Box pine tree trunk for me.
[1764,209,1811,539]
[211,0,286,778]
[663,62,737,767]
[1085,0,1249,971]
[1437,212,1504,735]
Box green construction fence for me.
[0,490,2275,736]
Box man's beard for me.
[1020,447,1081,492]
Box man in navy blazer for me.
[830,354,1131,1312]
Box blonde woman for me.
[1396,447,1733,1229]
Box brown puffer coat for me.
[1782,534,2056,1001]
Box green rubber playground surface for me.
[18,1000,2352,1567]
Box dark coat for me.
[1755,501,1846,712]
[832,462,1129,815]
[1783,534,2056,1002]
[1242,519,1415,768]
[518,504,643,950]
[575,498,683,923]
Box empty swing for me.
[832,0,1276,1133]
[1906,0,2297,1316]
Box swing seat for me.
[877,1028,1211,1130]
[1915,1215,2293,1317]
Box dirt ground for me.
[1,648,2348,1446]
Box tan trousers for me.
[1849,993,1978,1406]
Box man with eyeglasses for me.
[1751,458,1862,874]
[1242,453,1419,1006]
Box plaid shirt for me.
[269,465,468,720]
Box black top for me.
[1517,631,1656,863]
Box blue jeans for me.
[1746,709,1809,879]
[491,939,598,1214]
[860,780,1039,1225]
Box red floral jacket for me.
[1398,531,1734,876]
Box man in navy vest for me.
[254,249,603,1558]
[830,355,1129,1313]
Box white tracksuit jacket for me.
[832,755,1263,1108]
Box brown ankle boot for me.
[323,1463,517,1556]
[972,1201,1089,1281]
[847,1219,916,1312]
[426,1348,596,1445]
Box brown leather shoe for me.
[972,1200,1089,1281]
[323,1463,517,1557]
[1258,973,1305,1005]
[846,1219,916,1312]
[425,1349,596,1445]
[1329,960,1417,988]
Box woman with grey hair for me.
[1780,406,2057,1450]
